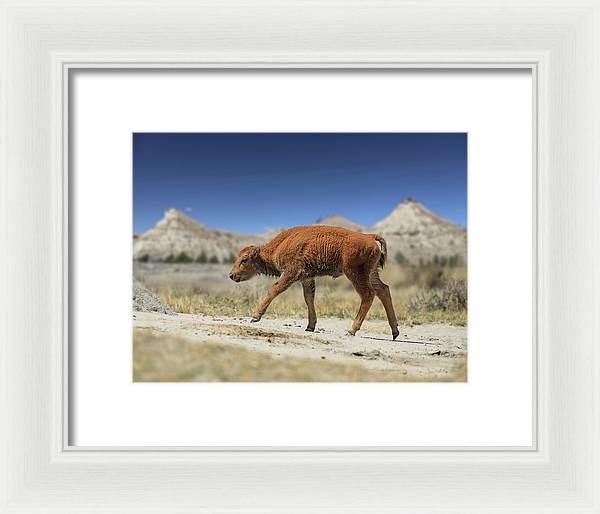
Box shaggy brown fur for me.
[229,226,399,339]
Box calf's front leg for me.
[251,273,297,322]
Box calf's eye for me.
[241,258,248,264]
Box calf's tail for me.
[370,234,387,268]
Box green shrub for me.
[394,251,409,266]
[196,252,207,263]
[408,280,467,312]
[416,268,444,289]
[448,254,460,267]
[138,254,150,263]
[174,252,193,263]
[164,252,193,263]
[208,255,219,264]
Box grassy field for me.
[133,261,467,326]
[159,287,466,326]
[133,329,466,382]
[152,263,468,326]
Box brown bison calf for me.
[229,226,399,339]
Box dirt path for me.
[134,312,467,380]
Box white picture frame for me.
[1,1,598,512]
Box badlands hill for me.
[316,215,366,233]
[133,200,466,265]
[132,208,260,262]
[371,198,467,265]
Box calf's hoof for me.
[250,316,261,323]
[392,329,399,341]
[305,326,315,332]
[346,330,356,337]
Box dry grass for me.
[134,262,467,326]
[133,329,466,382]
[160,288,467,326]
[408,280,468,312]
[158,265,467,327]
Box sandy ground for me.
[133,311,467,380]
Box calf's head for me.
[229,246,261,282]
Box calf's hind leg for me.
[371,270,399,340]
[302,279,317,332]
[345,270,376,336]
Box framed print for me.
[1,1,599,513]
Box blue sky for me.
[133,133,467,235]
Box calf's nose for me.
[229,273,235,281]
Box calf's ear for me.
[251,246,261,259]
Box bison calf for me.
[229,226,399,339]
